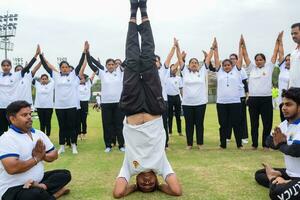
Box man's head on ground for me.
[291,23,300,45]
[6,101,32,132]
[136,171,158,193]
[281,88,300,121]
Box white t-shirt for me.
[289,48,300,88]
[53,70,80,109]
[165,70,183,96]
[15,72,33,105]
[158,66,168,101]
[239,68,248,98]
[0,126,55,198]
[34,80,54,109]
[216,66,242,104]
[78,80,92,101]
[118,117,174,182]
[181,65,208,106]
[278,63,290,104]
[248,62,274,97]
[0,71,22,108]
[97,68,123,104]
[277,119,300,178]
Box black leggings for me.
[0,108,9,136]
[216,103,242,148]
[167,95,182,134]
[36,108,53,136]
[162,101,169,147]
[183,104,206,146]
[2,169,71,200]
[55,108,77,145]
[80,101,89,134]
[255,168,300,200]
[120,21,166,116]
[247,96,273,148]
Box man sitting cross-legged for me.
[112,0,182,198]
[0,101,71,200]
[254,88,300,200]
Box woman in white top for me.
[33,74,54,136]
[207,37,244,149]
[164,39,183,137]
[241,32,282,149]
[86,42,125,153]
[39,43,87,154]
[0,45,40,135]
[78,61,96,139]
[177,39,210,150]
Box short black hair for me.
[222,59,233,66]
[1,59,12,67]
[282,88,300,105]
[14,65,23,71]
[106,58,115,66]
[41,74,49,79]
[59,61,70,68]
[229,53,238,60]
[254,53,266,61]
[189,58,199,65]
[6,101,31,120]
[155,55,161,61]
[291,23,300,30]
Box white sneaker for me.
[58,145,65,154]
[71,144,78,154]
[226,139,231,143]
[104,147,112,153]
[242,139,249,144]
[119,147,125,152]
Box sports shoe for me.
[242,139,248,144]
[104,147,112,153]
[119,147,125,152]
[58,145,65,154]
[226,139,231,143]
[71,144,78,154]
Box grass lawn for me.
[34,104,283,200]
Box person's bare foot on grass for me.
[53,187,70,199]
[262,163,282,181]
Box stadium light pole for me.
[0,11,18,59]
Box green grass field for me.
[34,104,283,200]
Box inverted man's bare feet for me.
[53,187,70,199]
[262,163,282,181]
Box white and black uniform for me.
[78,79,92,135]
[40,54,84,146]
[33,79,54,136]
[289,47,300,88]
[165,68,182,136]
[14,72,34,105]
[278,62,290,121]
[87,52,124,149]
[255,119,300,200]
[181,64,208,146]
[0,57,36,135]
[213,66,243,148]
[247,62,274,148]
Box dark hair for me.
[6,101,31,120]
[282,88,300,105]
[14,65,23,71]
[106,58,115,66]
[189,58,199,65]
[136,172,158,193]
[222,59,233,66]
[115,58,122,63]
[229,53,238,60]
[41,74,49,79]
[291,23,300,30]
[254,53,266,61]
[1,59,12,66]
[155,55,161,61]
[285,54,291,61]
[59,61,70,68]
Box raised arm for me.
[278,31,284,63]
[174,38,185,69]
[39,53,58,76]
[90,72,96,82]
[79,57,88,78]
[236,36,244,69]
[31,62,42,77]
[213,38,221,69]
[241,35,251,66]
[164,39,176,68]
[271,32,282,64]
[205,38,216,70]
[74,42,88,75]
[21,45,40,77]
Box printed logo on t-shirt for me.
[133,161,140,169]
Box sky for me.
[0,0,299,75]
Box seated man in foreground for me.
[0,101,71,200]
[254,88,300,200]
[112,0,182,198]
